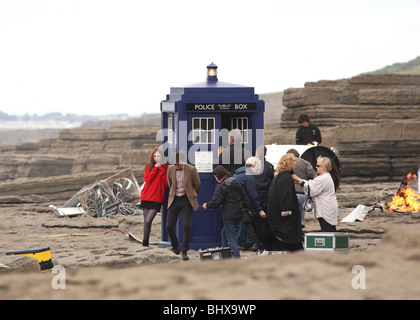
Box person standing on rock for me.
[295,113,322,145]
[139,147,169,247]
[166,151,201,261]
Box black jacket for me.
[206,176,253,221]
[296,123,322,145]
[254,157,275,197]
[267,171,303,244]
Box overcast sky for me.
[1,0,420,116]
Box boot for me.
[181,250,189,261]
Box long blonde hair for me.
[276,153,294,173]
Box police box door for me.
[184,113,221,248]
[221,113,250,148]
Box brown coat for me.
[167,163,201,211]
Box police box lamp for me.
[207,62,218,82]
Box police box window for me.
[232,117,248,144]
[167,113,178,145]
[192,117,215,144]
[168,114,173,144]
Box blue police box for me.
[159,63,265,250]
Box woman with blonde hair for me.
[267,153,303,251]
[292,156,340,232]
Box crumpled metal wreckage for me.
[50,168,142,218]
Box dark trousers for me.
[318,217,337,232]
[166,195,193,252]
[272,237,303,252]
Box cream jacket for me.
[303,172,338,226]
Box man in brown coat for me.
[287,148,317,224]
[166,152,201,260]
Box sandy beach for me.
[1,179,420,300]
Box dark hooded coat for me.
[267,171,303,244]
[205,176,253,221]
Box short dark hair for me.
[256,145,267,157]
[171,151,186,164]
[213,165,229,180]
[287,148,299,157]
[297,113,310,124]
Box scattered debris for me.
[42,218,119,229]
[40,234,90,238]
[374,188,394,209]
[341,205,370,223]
[103,228,125,235]
[124,231,158,245]
[342,173,420,223]
[49,205,85,218]
[49,168,143,218]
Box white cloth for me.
[303,172,338,226]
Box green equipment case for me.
[305,232,349,252]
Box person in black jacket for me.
[203,165,253,258]
[254,145,275,251]
[295,113,322,145]
[267,153,303,252]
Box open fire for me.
[387,173,420,212]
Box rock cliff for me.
[265,74,420,182]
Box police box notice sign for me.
[186,103,257,112]
[194,151,213,173]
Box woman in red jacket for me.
[140,147,169,246]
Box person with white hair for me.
[233,156,265,251]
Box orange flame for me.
[387,173,420,212]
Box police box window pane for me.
[208,118,214,130]
[174,113,178,145]
[193,130,200,143]
[192,117,215,144]
[231,117,248,144]
[208,130,215,143]
[168,114,173,144]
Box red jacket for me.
[141,163,169,204]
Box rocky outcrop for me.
[265,74,420,182]
[0,125,160,182]
[280,74,420,128]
